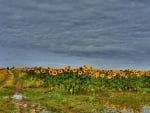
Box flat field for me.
[0,66,150,113]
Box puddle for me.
[11,93,50,113]
[13,99,50,113]
[40,109,49,113]
[104,105,150,113]
[12,94,23,100]
[9,93,150,113]
[141,106,150,113]
[1,95,150,113]
[120,107,150,113]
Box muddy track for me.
[0,69,23,93]
[0,70,49,112]
[10,70,24,94]
[14,75,47,113]
[0,70,11,88]
[15,78,23,94]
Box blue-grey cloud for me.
[0,0,150,69]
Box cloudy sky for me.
[0,0,150,70]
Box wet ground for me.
[11,76,50,113]
[0,89,150,113]
[1,70,150,113]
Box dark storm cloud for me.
[0,0,150,69]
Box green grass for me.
[0,69,150,113]
[0,88,16,113]
[24,88,105,113]
[24,88,150,113]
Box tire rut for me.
[0,70,12,88]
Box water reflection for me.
[14,100,49,113]
[13,94,49,113]
[13,97,150,113]
[13,94,23,100]
[15,99,27,113]
[10,94,150,113]
[104,105,150,113]
[120,106,150,113]
[141,106,150,113]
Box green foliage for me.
[22,70,150,95]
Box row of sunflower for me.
[15,65,150,93]
[17,65,150,77]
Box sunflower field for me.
[14,65,150,94]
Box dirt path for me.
[13,71,28,113]
[15,78,23,94]
[13,71,47,113]
[0,70,12,88]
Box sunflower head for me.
[52,70,58,76]
[78,70,83,76]
[58,69,63,74]
[64,66,70,72]
[72,68,77,73]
